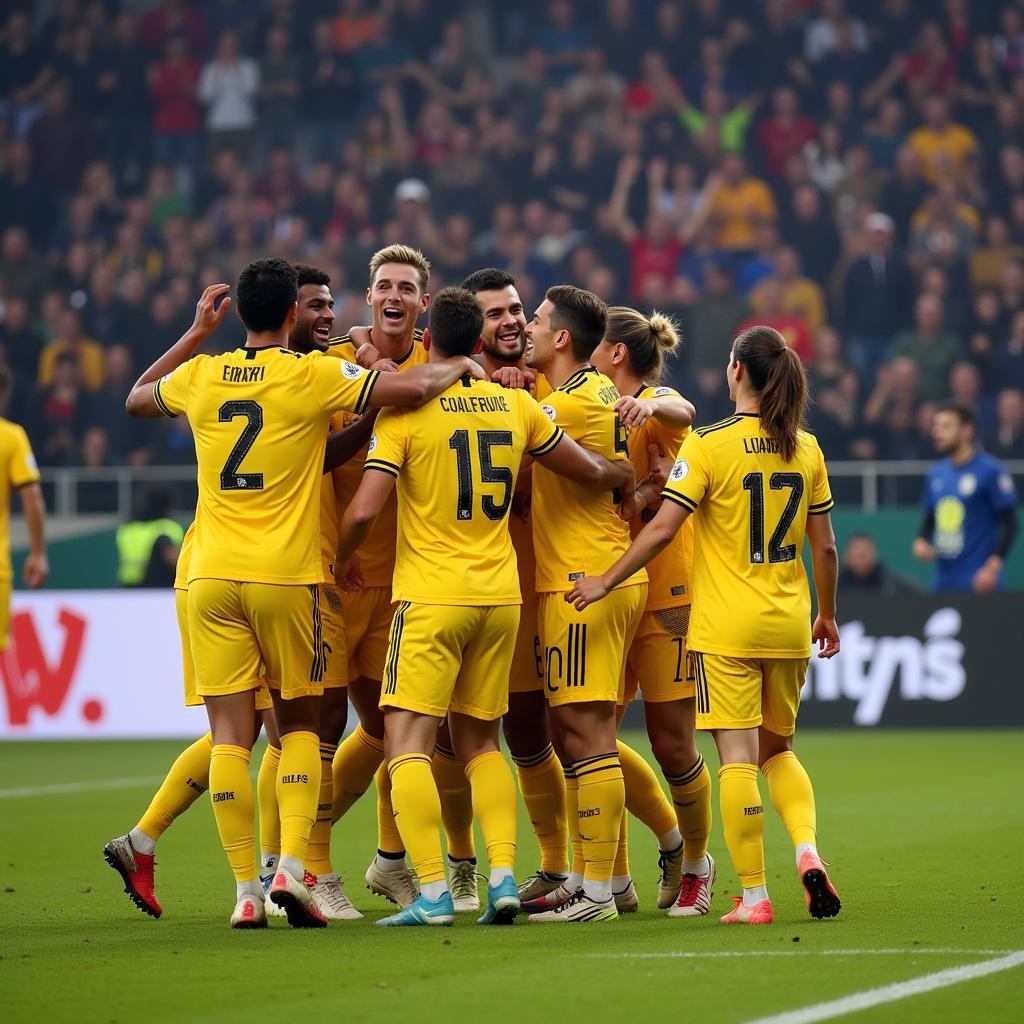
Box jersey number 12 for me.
[742,471,803,564]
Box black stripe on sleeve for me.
[354,369,380,414]
[364,459,400,478]
[807,500,835,516]
[528,426,563,457]
[661,490,698,512]
[152,379,177,418]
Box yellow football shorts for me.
[0,576,10,651]
[175,587,271,711]
[343,585,396,683]
[539,583,646,707]
[188,579,343,702]
[319,583,347,689]
[688,651,810,736]
[623,606,694,705]
[379,601,520,720]
[508,590,543,693]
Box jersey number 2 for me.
[219,400,264,490]
[449,429,513,521]
[742,472,803,564]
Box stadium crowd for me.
[4,0,1024,471]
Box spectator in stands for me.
[707,152,777,255]
[0,8,54,138]
[903,20,959,105]
[842,212,914,378]
[148,34,202,176]
[890,295,964,403]
[0,139,55,235]
[839,534,919,592]
[989,387,1024,458]
[804,0,869,65]
[0,295,42,398]
[739,278,814,363]
[116,486,184,588]
[972,215,1024,291]
[881,145,927,244]
[750,245,827,333]
[198,30,260,159]
[950,360,997,439]
[37,308,105,394]
[997,308,1024,392]
[31,352,93,466]
[784,183,841,286]
[755,86,817,182]
[258,25,302,149]
[907,95,978,185]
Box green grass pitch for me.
[1,730,1021,1023]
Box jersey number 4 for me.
[742,471,803,564]
[219,400,264,490]
[449,429,513,521]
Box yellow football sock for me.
[256,743,281,857]
[512,745,568,876]
[563,765,584,875]
[136,732,212,840]
[332,724,384,824]
[719,763,766,888]
[433,744,476,862]
[574,752,625,885]
[277,730,321,862]
[375,762,405,855]
[613,810,630,878]
[762,750,817,848]
[306,741,337,876]
[667,755,713,862]
[465,750,517,871]
[209,744,257,882]
[618,740,677,841]
[388,753,444,884]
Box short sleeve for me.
[542,389,587,441]
[310,354,380,416]
[7,426,40,488]
[661,430,710,512]
[807,443,834,516]
[153,357,199,418]
[520,393,563,457]
[987,463,1018,512]
[363,408,407,478]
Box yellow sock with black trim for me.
[574,752,625,899]
[612,809,630,878]
[375,762,405,855]
[465,751,517,871]
[209,744,257,882]
[618,740,679,847]
[256,743,281,858]
[388,753,445,884]
[762,750,817,848]
[332,724,385,823]
[277,730,321,862]
[563,765,584,879]
[666,755,713,862]
[306,741,337,876]
[719,763,766,888]
[433,745,476,862]
[512,745,568,876]
[135,733,212,841]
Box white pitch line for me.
[586,948,1013,960]
[0,776,164,799]
[739,950,1024,1024]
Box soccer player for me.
[0,366,48,644]
[460,268,571,902]
[105,272,371,922]
[568,325,843,924]
[590,306,716,918]
[521,286,647,924]
[337,287,634,927]
[913,402,1019,592]
[126,260,483,928]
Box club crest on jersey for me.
[654,387,673,396]
[541,404,557,421]
[999,473,1014,494]
[25,453,38,473]
[367,434,378,454]
[340,360,362,379]
[669,459,688,482]
[958,474,976,497]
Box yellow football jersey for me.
[366,377,562,605]
[319,412,346,576]
[662,413,833,658]
[628,384,692,611]
[173,520,194,590]
[327,332,427,588]
[0,418,41,578]
[154,346,379,585]
[532,366,647,594]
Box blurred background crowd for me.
[4,0,1024,473]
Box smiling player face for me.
[525,298,559,372]
[476,285,527,364]
[367,261,429,341]
[291,284,335,354]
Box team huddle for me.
[103,243,842,930]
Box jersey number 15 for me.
[449,429,514,521]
